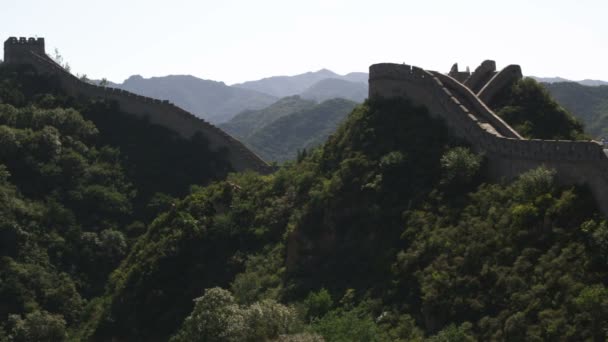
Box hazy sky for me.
[1,0,606,84]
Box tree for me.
[7,311,67,342]
[50,48,70,72]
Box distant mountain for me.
[531,76,608,86]
[219,96,316,139]
[233,69,369,98]
[233,69,339,98]
[300,78,368,103]
[531,76,572,84]
[542,82,608,137]
[342,72,369,83]
[578,79,608,87]
[247,98,358,162]
[111,75,277,123]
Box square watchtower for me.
[4,37,45,63]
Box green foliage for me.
[492,78,587,139]
[439,147,482,186]
[170,287,299,342]
[2,61,607,342]
[426,323,474,342]
[0,61,243,339]
[395,167,605,340]
[310,305,390,342]
[543,82,608,138]
[222,97,358,162]
[5,310,67,342]
[303,289,333,321]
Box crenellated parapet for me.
[4,36,45,63]
[369,61,608,216]
[3,37,272,174]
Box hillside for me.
[221,97,358,162]
[220,96,316,139]
[113,74,277,123]
[300,78,368,103]
[542,82,608,137]
[246,98,358,162]
[77,80,608,341]
[0,63,241,340]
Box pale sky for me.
[1,0,607,84]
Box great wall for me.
[3,37,608,215]
[2,37,273,174]
[369,61,608,216]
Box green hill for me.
[245,98,358,162]
[220,95,316,139]
[542,82,608,137]
[1,59,606,342]
[222,97,358,162]
[0,63,237,340]
[79,87,607,341]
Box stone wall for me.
[3,37,272,174]
[448,63,470,83]
[463,60,497,93]
[478,64,523,105]
[369,62,608,216]
[3,37,45,63]
[430,71,522,139]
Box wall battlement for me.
[369,61,608,216]
[4,36,45,63]
[3,37,272,174]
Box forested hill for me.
[0,57,606,341]
[542,82,608,137]
[76,77,607,341]
[221,96,358,162]
[0,63,241,340]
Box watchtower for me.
[4,37,45,63]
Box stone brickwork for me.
[369,62,608,216]
[3,37,45,63]
[478,64,523,105]
[448,63,470,83]
[3,37,272,174]
[463,60,497,93]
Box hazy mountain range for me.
[104,70,368,123]
[100,69,608,141]
[531,76,608,86]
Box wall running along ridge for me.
[3,37,272,174]
[463,60,497,94]
[369,62,608,216]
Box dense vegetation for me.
[222,97,357,162]
[0,63,233,340]
[84,96,607,341]
[220,96,317,139]
[1,62,607,341]
[542,82,608,138]
[490,78,588,140]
